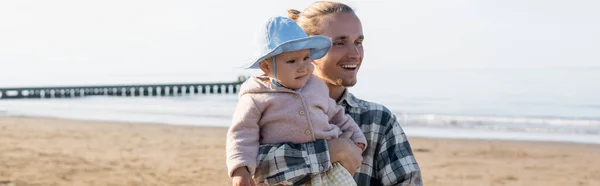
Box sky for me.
[0,0,598,86]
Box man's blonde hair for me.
[287,1,355,36]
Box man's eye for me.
[333,42,345,46]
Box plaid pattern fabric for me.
[254,141,331,185]
[255,89,423,186]
[306,162,357,186]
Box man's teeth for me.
[341,65,357,69]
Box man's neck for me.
[326,83,346,102]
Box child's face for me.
[261,49,314,90]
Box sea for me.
[1,68,599,144]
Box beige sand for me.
[1,116,599,186]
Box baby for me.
[226,16,366,186]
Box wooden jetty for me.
[0,76,248,100]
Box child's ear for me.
[259,61,270,73]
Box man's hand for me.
[231,167,255,186]
[328,130,363,176]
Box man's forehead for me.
[322,13,363,39]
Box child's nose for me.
[298,61,310,71]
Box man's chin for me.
[342,79,357,87]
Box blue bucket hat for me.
[242,16,332,69]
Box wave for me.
[400,113,600,135]
[2,96,599,136]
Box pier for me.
[0,76,248,100]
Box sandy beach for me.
[1,116,599,186]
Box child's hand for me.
[356,143,365,151]
[232,167,255,186]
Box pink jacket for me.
[226,75,367,177]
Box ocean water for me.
[1,68,599,144]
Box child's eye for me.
[286,60,295,64]
[304,56,310,61]
[333,42,344,46]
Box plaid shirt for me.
[256,89,423,186]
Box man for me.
[255,1,423,186]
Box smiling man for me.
[253,1,423,186]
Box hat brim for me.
[242,35,332,69]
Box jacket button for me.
[295,94,299,98]
[305,129,311,135]
[299,110,305,116]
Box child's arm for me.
[326,98,368,151]
[226,94,262,178]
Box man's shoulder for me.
[347,93,401,126]
[349,93,393,114]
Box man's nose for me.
[347,44,361,59]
